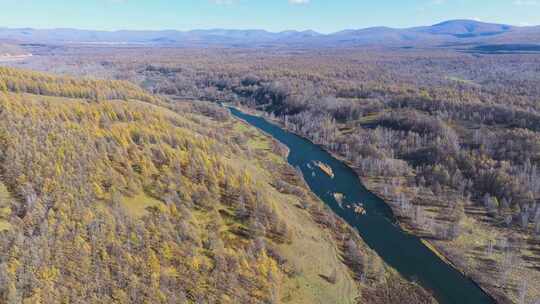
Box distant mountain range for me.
[1,20,540,48]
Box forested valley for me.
[24,46,540,304]
[0,66,436,303]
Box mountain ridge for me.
[0,20,539,47]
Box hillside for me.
[413,20,513,38]
[0,67,434,303]
[108,47,540,303]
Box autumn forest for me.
[0,20,540,304]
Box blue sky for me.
[0,0,538,33]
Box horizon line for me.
[0,19,537,35]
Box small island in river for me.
[314,161,335,178]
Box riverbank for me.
[360,177,520,304]
[228,104,496,304]
[234,103,540,304]
[226,104,519,303]
[228,106,438,304]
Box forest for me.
[22,46,539,304]
[0,66,435,303]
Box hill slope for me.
[0,68,434,303]
[413,20,513,37]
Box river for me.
[228,106,494,304]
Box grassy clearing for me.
[121,193,165,219]
[234,121,271,150]
[0,182,10,201]
[233,121,285,165]
[0,221,10,232]
[275,191,358,304]
[13,92,83,103]
[446,76,479,86]
[357,113,380,125]
[249,137,270,150]
[0,182,11,231]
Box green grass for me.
[446,76,479,86]
[0,220,10,232]
[234,122,271,150]
[230,120,358,303]
[248,137,270,150]
[0,182,10,202]
[274,191,358,304]
[233,121,285,165]
[233,122,250,132]
[0,182,12,231]
[357,113,381,125]
[121,193,165,218]
[0,206,10,218]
